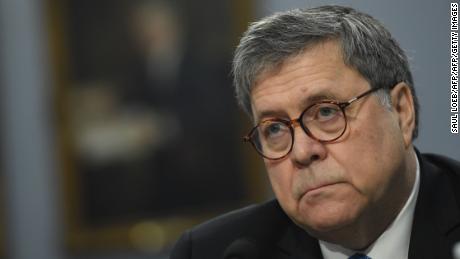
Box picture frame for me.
[47,0,267,253]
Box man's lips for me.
[302,182,344,196]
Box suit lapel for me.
[408,153,460,259]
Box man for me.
[170,5,460,259]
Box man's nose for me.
[289,125,327,167]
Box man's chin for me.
[290,208,358,235]
[292,185,362,232]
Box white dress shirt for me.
[319,154,421,259]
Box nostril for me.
[311,154,320,161]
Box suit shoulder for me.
[189,199,288,240]
[422,153,460,177]
[421,153,460,203]
[170,199,290,259]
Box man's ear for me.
[390,82,415,147]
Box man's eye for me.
[268,124,281,134]
[316,106,339,121]
[261,122,288,138]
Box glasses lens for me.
[302,103,346,141]
[251,120,292,159]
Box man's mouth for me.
[303,182,344,196]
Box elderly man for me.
[170,5,460,259]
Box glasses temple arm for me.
[343,86,384,106]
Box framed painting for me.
[47,0,267,254]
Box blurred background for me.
[0,0,457,258]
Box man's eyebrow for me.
[255,91,340,122]
[255,109,288,122]
[302,92,338,105]
[299,90,343,109]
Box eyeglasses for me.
[243,87,383,160]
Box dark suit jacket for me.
[170,152,460,259]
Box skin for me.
[250,40,417,249]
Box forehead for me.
[250,40,368,120]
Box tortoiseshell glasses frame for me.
[243,87,384,160]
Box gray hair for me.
[232,5,419,139]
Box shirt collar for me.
[319,151,421,259]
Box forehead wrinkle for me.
[251,83,341,124]
[251,41,349,120]
[252,44,345,101]
[252,64,344,116]
[252,61,342,101]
